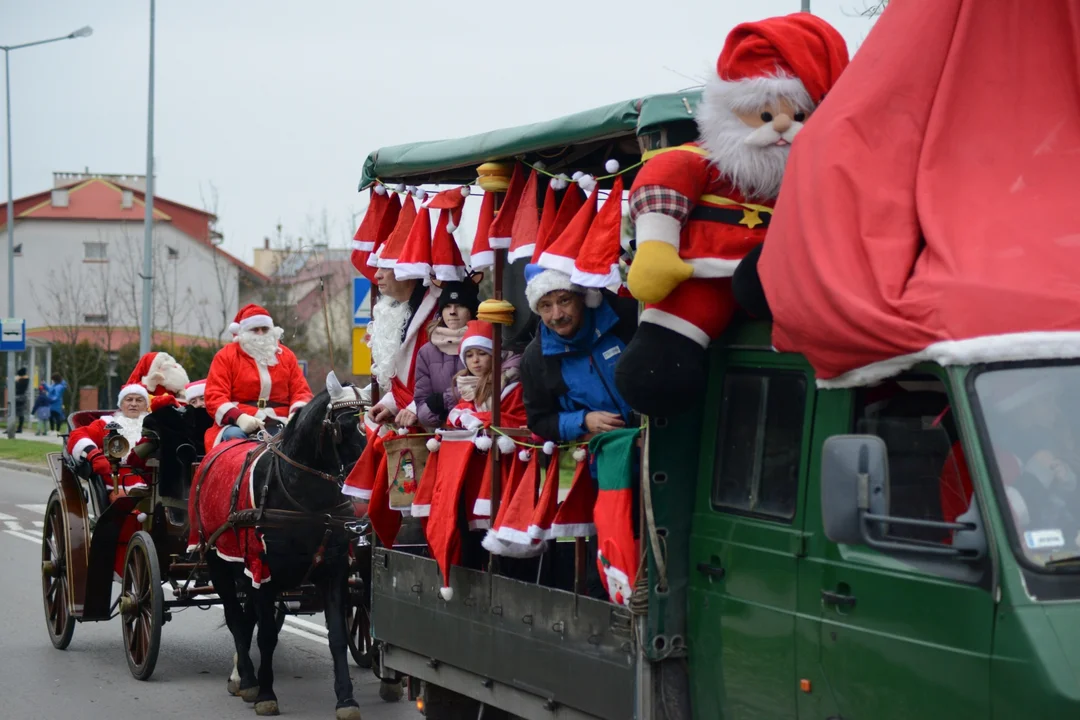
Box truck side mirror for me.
[821,435,890,545]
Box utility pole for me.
[139,0,156,355]
[802,0,811,12]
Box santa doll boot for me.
[527,448,562,541]
[424,431,478,601]
[548,449,597,539]
[590,428,640,607]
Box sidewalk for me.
[0,431,64,446]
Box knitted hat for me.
[572,175,625,288]
[184,379,206,401]
[460,320,493,356]
[469,191,498,270]
[118,383,150,406]
[228,304,274,335]
[523,265,603,315]
[437,278,480,318]
[507,169,540,263]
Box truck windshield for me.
[974,363,1080,570]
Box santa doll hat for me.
[228,304,274,335]
[571,175,625,289]
[460,320,493,357]
[469,190,498,270]
[394,204,433,281]
[715,12,849,110]
[487,163,526,250]
[126,351,175,387]
[184,379,206,402]
[118,383,150,406]
[507,168,540,263]
[373,192,417,270]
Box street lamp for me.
[2,25,92,438]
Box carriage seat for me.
[68,409,115,430]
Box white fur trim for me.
[470,249,495,270]
[527,523,551,541]
[239,314,274,332]
[489,236,511,250]
[289,400,307,413]
[537,251,577,277]
[688,256,741,278]
[72,437,97,460]
[411,503,431,517]
[473,498,491,517]
[460,335,493,356]
[496,524,539,547]
[214,401,238,425]
[524,268,578,313]
[635,213,682,249]
[341,483,372,500]
[374,393,399,415]
[394,261,431,281]
[640,308,711,348]
[117,384,149,406]
[252,363,273,420]
[468,518,490,530]
[432,264,467,282]
[353,239,374,252]
[708,73,813,114]
[815,331,1080,389]
[548,522,595,538]
[570,264,621,290]
[507,244,536,264]
[185,383,206,401]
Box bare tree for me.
[153,240,192,348]
[195,182,238,347]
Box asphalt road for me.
[0,465,418,720]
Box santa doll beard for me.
[368,296,412,390]
[156,363,190,393]
[697,106,793,201]
[237,328,283,366]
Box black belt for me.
[689,205,771,229]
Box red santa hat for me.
[572,175,625,289]
[507,169,540,263]
[469,190,498,270]
[228,304,274,335]
[373,193,418,269]
[459,320,493,357]
[394,205,433,281]
[548,448,596,538]
[184,379,206,402]
[487,163,526,251]
[431,208,468,282]
[352,187,400,282]
[539,186,598,275]
[716,12,849,109]
[117,383,150,406]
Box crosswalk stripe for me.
[3,529,39,544]
[17,504,47,515]
[32,520,43,528]
[0,512,14,521]
[285,616,328,635]
[4,520,25,533]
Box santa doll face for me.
[733,98,808,148]
[120,394,148,418]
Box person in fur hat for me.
[126,351,190,400]
[614,12,849,417]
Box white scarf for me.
[110,413,147,448]
[368,296,412,390]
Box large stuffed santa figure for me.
[203,304,313,451]
[614,13,848,416]
[126,351,190,400]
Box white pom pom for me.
[518,449,531,462]
[549,177,561,189]
[497,435,516,454]
[397,427,409,436]
[578,174,596,192]
[460,185,471,196]
[394,183,406,193]
[573,446,587,463]
[136,512,148,523]
[374,184,387,195]
[543,441,556,455]
[416,188,427,201]
[406,185,417,195]
[571,171,584,181]
[440,586,454,601]
[533,161,545,172]
[605,159,620,174]
[474,434,493,451]
[426,437,441,452]
[228,322,240,335]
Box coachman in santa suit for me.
[203,304,313,452]
[125,351,190,400]
[614,12,849,417]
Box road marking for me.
[0,512,14,521]
[4,519,25,532]
[17,504,47,515]
[4,529,40,544]
[32,520,43,528]
[284,616,328,635]
[279,623,328,645]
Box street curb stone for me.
[0,460,50,477]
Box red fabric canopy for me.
[759,0,1080,387]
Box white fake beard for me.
[111,413,146,448]
[156,361,190,393]
[368,296,412,390]
[237,327,284,366]
[697,82,807,201]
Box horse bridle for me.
[265,385,366,488]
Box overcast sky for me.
[3,0,878,264]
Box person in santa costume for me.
[203,304,313,451]
[446,320,526,431]
[125,351,191,400]
[613,12,849,417]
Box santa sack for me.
[187,440,272,587]
[383,434,431,511]
[590,428,640,607]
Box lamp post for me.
[3,25,92,438]
[139,0,156,356]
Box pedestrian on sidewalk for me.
[14,367,29,434]
[46,373,67,434]
[32,384,51,436]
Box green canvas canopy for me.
[357,90,702,190]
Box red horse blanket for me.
[186,440,272,587]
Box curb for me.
[0,459,50,477]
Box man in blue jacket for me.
[47,373,68,433]
[520,265,638,442]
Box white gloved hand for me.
[236,413,264,435]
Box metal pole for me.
[801,0,811,11]
[5,49,15,438]
[139,0,156,354]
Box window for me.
[84,242,107,261]
[712,370,807,520]
[166,246,179,260]
[853,376,961,543]
[12,243,21,257]
[83,313,107,325]
[51,189,69,207]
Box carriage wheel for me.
[41,491,75,650]
[121,531,164,680]
[347,599,373,668]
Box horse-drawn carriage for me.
[40,373,379,718]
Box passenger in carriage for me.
[414,278,481,429]
[203,304,313,451]
[445,321,525,430]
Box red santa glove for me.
[86,448,113,478]
[150,393,179,413]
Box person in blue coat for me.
[46,373,68,433]
[520,265,638,442]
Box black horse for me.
[197,372,366,718]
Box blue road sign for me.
[297,359,308,377]
[0,318,26,352]
[353,277,372,326]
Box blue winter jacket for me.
[47,380,67,413]
[521,297,638,442]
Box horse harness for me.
[193,388,367,576]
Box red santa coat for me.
[446,382,527,431]
[203,342,313,452]
[630,143,772,344]
[370,288,440,416]
[67,416,149,492]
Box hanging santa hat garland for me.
[394,203,434,281]
[351,186,389,275]
[431,208,468,282]
[538,186,599,275]
[469,190,498,270]
[507,168,541,263]
[572,173,625,288]
[373,192,417,270]
[487,163,526,250]
[547,446,596,539]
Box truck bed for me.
[372,547,636,720]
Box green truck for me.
[357,94,1080,719]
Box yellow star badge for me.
[739,208,764,229]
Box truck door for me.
[688,365,815,719]
[803,373,994,719]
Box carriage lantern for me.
[103,423,129,494]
